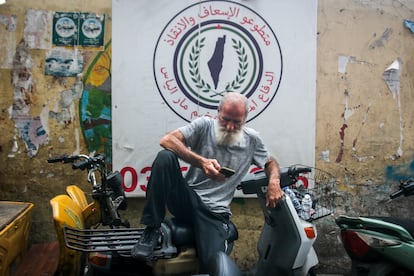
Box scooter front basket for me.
[292,166,338,221]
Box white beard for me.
[215,122,243,146]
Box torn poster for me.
[45,48,84,76]
[382,59,401,99]
[0,14,16,68]
[338,55,350,74]
[10,40,48,157]
[24,9,52,49]
[382,58,404,159]
[14,116,48,157]
[404,19,414,33]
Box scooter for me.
[231,165,335,276]
[48,153,335,276]
[336,178,414,275]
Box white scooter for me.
[212,166,336,276]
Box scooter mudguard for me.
[50,194,85,276]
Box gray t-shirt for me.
[178,117,270,214]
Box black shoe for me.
[131,226,161,260]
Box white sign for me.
[113,0,317,197]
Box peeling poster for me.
[382,59,403,159]
[45,48,84,77]
[382,59,400,99]
[24,9,52,49]
[0,14,17,68]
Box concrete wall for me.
[1,0,414,274]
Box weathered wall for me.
[0,0,112,244]
[314,0,414,272]
[0,0,414,275]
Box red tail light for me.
[340,230,371,258]
[88,252,111,269]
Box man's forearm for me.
[265,157,280,181]
[160,130,222,179]
[264,157,283,207]
[160,130,204,168]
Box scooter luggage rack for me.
[63,226,142,253]
[292,166,337,221]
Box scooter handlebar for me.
[72,159,91,170]
[72,154,105,170]
[47,155,79,164]
[290,166,312,175]
[390,179,414,199]
[238,165,312,194]
[389,189,404,199]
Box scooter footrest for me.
[63,226,143,253]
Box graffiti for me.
[385,157,414,182]
[79,40,112,164]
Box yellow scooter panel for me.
[66,185,101,228]
[66,185,89,210]
[50,194,84,276]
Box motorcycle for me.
[336,178,414,275]
[48,153,335,275]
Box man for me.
[132,92,283,272]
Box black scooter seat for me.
[164,217,238,247]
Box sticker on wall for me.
[79,13,105,47]
[52,12,105,48]
[52,12,79,46]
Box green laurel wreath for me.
[189,37,210,92]
[188,37,248,97]
[226,38,248,92]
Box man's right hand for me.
[160,130,226,181]
[201,158,226,181]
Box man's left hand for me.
[266,179,283,208]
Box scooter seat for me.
[369,216,414,238]
[164,218,238,247]
[164,218,194,246]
